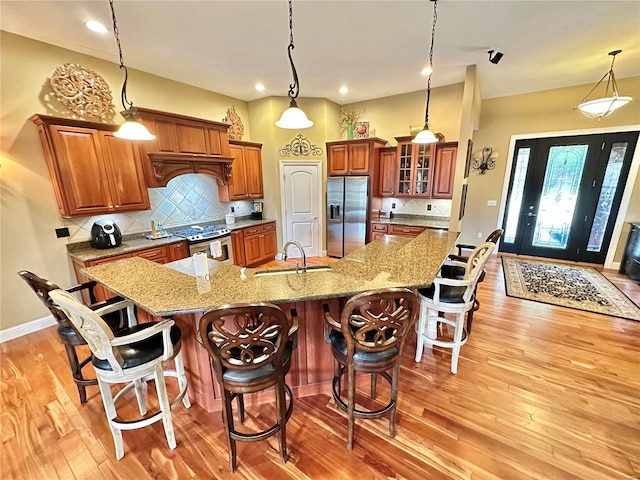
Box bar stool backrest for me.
[340,288,419,357]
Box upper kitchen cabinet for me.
[376,146,397,197]
[30,115,150,217]
[218,140,263,201]
[431,142,458,199]
[395,136,434,198]
[326,138,387,176]
[129,107,234,188]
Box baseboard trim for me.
[0,315,56,344]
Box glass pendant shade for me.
[412,126,438,144]
[577,95,632,119]
[275,101,314,129]
[114,119,156,140]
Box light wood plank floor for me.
[2,257,639,479]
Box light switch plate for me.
[487,200,497,207]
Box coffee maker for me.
[251,202,263,220]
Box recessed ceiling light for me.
[255,83,266,91]
[421,65,433,76]
[339,86,349,94]
[86,20,108,34]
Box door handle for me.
[335,205,340,217]
[330,205,334,219]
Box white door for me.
[280,161,322,257]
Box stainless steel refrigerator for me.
[327,176,369,258]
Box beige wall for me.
[0,32,250,330]
[465,76,640,259]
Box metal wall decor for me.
[473,147,497,174]
[222,105,244,140]
[49,63,113,118]
[278,134,323,157]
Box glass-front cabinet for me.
[395,136,434,197]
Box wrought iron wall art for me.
[49,63,113,118]
[473,147,497,174]
[278,133,323,157]
[222,105,244,140]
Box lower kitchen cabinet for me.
[71,242,189,302]
[369,222,427,241]
[231,222,277,267]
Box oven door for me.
[188,236,233,263]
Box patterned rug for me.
[502,257,640,321]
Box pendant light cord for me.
[423,0,438,127]
[286,0,300,101]
[109,0,134,111]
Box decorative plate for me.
[354,121,370,139]
[222,105,244,140]
[49,63,113,118]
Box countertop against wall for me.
[371,214,450,230]
[67,218,275,262]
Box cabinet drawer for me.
[244,222,276,238]
[371,223,388,232]
[388,225,426,237]
[136,246,169,263]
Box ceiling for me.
[2,1,639,105]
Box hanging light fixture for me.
[275,0,313,129]
[576,50,633,119]
[108,0,155,140]
[413,0,439,144]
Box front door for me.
[280,162,322,257]
[500,131,638,263]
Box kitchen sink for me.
[253,265,333,277]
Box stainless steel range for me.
[172,225,233,263]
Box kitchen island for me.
[82,229,459,411]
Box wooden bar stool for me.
[18,270,134,404]
[198,303,299,473]
[323,288,419,450]
[49,289,190,459]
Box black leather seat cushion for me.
[419,284,468,304]
[222,341,293,383]
[92,323,182,371]
[57,310,125,342]
[329,330,399,363]
[440,264,486,283]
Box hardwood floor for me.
[2,257,639,479]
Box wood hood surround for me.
[129,107,234,188]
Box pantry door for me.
[499,131,638,264]
[280,162,322,257]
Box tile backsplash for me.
[381,198,451,217]
[62,174,253,242]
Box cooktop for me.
[172,225,231,242]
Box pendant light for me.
[275,0,313,129]
[576,50,633,119]
[413,0,439,144]
[108,0,155,140]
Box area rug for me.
[502,257,640,321]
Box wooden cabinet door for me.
[244,234,263,265]
[228,144,248,200]
[99,132,150,212]
[328,144,348,175]
[378,148,397,197]
[50,125,113,215]
[168,241,189,261]
[230,230,246,266]
[175,123,208,154]
[348,143,370,174]
[432,143,457,199]
[413,143,433,198]
[244,145,263,198]
[261,227,278,259]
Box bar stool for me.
[198,303,299,473]
[49,289,190,459]
[323,288,419,450]
[18,270,134,404]
[415,241,495,374]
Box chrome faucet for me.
[282,241,307,272]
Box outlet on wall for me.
[392,202,396,209]
[477,232,483,238]
[427,204,432,211]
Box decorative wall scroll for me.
[49,63,113,118]
[278,133,323,157]
[222,105,244,140]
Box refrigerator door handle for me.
[336,205,340,218]
[329,204,334,220]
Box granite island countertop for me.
[81,229,460,316]
[67,218,276,262]
[371,215,450,230]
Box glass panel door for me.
[500,131,638,264]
